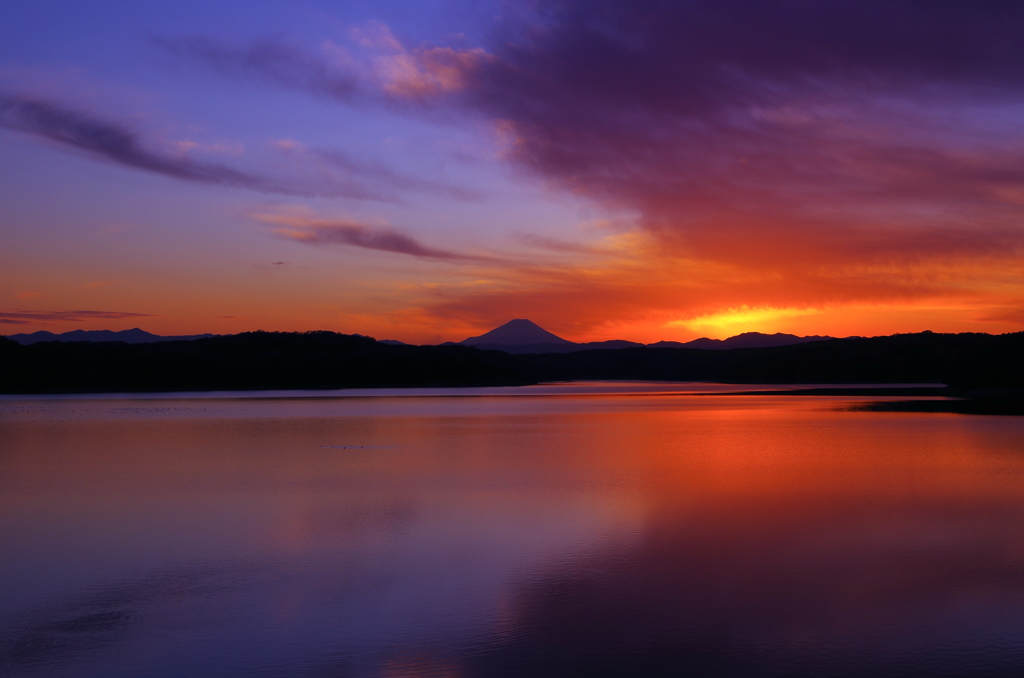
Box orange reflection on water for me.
[2,391,1024,676]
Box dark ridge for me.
[852,397,1024,416]
[5,328,215,345]
[1,330,1023,397]
[468,339,648,354]
[0,331,534,394]
[514,331,1024,389]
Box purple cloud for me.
[153,29,491,107]
[1,95,272,186]
[265,214,502,263]
[157,4,1024,264]
[440,0,1024,264]
[0,94,424,200]
[294,146,483,201]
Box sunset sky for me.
[3,0,1024,344]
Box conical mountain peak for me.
[460,319,572,346]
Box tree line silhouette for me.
[1,329,1022,395]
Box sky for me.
[3,0,1024,344]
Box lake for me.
[2,383,1023,677]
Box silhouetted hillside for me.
[5,328,215,344]
[649,332,835,350]
[0,331,533,394]
[518,331,1024,388]
[1,330,1023,394]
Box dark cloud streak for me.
[269,217,504,264]
[0,95,271,188]
[0,94,427,201]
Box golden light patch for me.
[668,306,821,338]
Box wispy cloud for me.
[254,209,505,263]
[152,35,362,102]
[0,309,156,325]
[153,25,491,106]
[515,232,620,256]
[0,94,432,200]
[1,95,269,187]
[276,142,483,201]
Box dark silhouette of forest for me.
[1,331,1023,402]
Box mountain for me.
[461,319,573,346]
[5,328,216,345]
[649,332,835,350]
[458,321,832,354]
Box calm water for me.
[2,383,1023,677]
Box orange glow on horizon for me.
[666,306,823,339]
[5,207,1024,344]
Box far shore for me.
[3,382,1023,416]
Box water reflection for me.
[1,386,1023,676]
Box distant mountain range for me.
[4,319,835,352]
[5,328,215,345]
[457,319,836,354]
